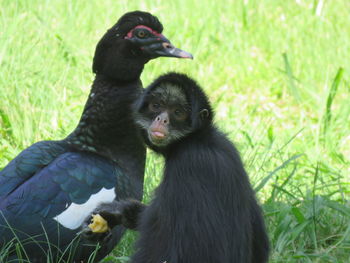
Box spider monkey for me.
[85,73,270,263]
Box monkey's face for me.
[136,83,192,147]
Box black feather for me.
[92,11,163,80]
[0,11,171,262]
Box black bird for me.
[0,11,192,263]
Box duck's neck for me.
[92,39,149,83]
[66,74,144,161]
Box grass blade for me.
[282,52,301,102]
[322,67,344,136]
[255,154,303,192]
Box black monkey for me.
[86,73,270,263]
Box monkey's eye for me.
[174,109,187,121]
[136,29,148,38]
[149,103,160,112]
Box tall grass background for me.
[0,0,349,262]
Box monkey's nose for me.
[156,115,168,124]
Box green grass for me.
[1,0,349,262]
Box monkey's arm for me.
[82,199,147,241]
[99,199,147,230]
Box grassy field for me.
[1,0,349,262]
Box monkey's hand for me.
[81,199,146,241]
[80,201,123,242]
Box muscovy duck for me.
[0,11,192,263]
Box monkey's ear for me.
[199,109,209,120]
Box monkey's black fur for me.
[84,71,270,261]
[91,73,270,262]
[131,73,270,263]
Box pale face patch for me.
[152,83,188,107]
[53,187,116,230]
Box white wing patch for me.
[53,187,116,230]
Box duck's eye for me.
[137,30,147,38]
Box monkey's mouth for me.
[148,130,168,146]
[151,131,165,139]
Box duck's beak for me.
[143,34,193,59]
[129,33,193,59]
